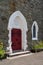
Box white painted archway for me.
[7,11,28,54]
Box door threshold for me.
[7,53,33,60]
[9,51,31,56]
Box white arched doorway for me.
[7,11,28,54]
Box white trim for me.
[32,21,38,40]
[7,11,28,54]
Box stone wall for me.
[0,0,43,50]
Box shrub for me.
[31,41,43,52]
[0,41,6,59]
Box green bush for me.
[0,41,6,59]
[32,41,43,52]
[33,41,43,49]
[0,50,5,58]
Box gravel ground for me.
[0,51,43,65]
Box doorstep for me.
[7,51,32,59]
[9,51,31,56]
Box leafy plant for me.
[0,41,6,59]
[0,50,5,59]
[31,41,43,52]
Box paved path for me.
[0,51,43,65]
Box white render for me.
[7,11,28,54]
[32,21,38,40]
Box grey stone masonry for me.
[0,0,43,50]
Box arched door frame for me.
[7,11,28,54]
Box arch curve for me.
[7,11,28,54]
[8,11,28,31]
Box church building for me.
[0,0,43,55]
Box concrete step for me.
[9,51,31,56]
[7,51,32,59]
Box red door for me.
[11,28,22,51]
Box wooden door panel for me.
[11,28,21,50]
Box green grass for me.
[32,41,43,50]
